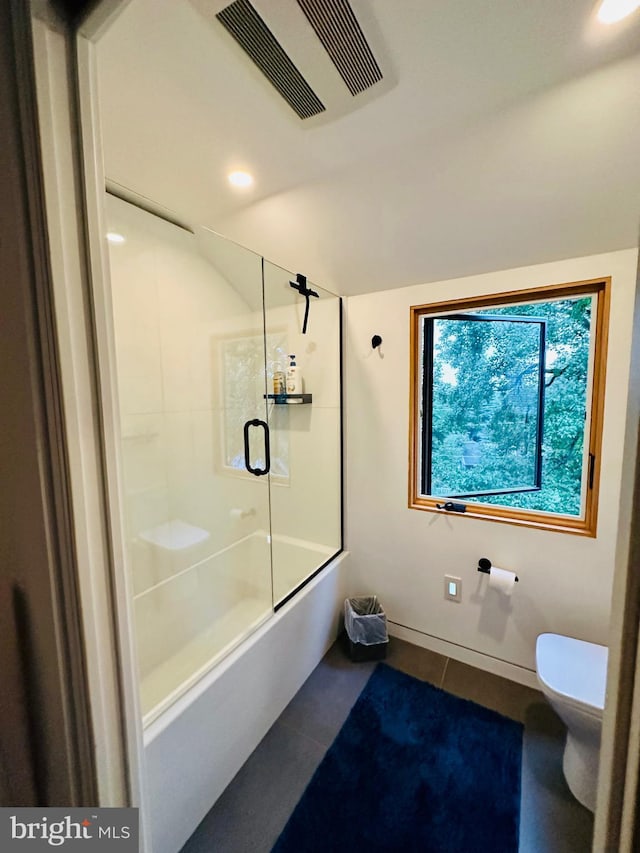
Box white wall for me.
[345,248,638,683]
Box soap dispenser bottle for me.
[286,354,303,401]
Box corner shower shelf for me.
[264,393,312,405]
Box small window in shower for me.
[218,332,290,478]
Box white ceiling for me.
[96,0,640,296]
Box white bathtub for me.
[135,531,337,725]
[141,546,347,853]
[271,532,336,603]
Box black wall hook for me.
[371,334,383,349]
[289,273,319,334]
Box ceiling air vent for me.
[296,0,383,96]
[216,0,326,120]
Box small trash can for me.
[344,596,388,662]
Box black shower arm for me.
[290,273,319,334]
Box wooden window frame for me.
[409,278,611,537]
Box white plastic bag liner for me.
[344,597,388,646]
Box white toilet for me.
[535,632,608,812]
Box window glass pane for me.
[475,297,592,516]
[428,316,544,497]
[421,295,593,518]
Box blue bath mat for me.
[272,663,522,853]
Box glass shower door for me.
[106,193,342,721]
[106,195,274,722]
[262,260,342,606]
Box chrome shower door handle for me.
[243,419,270,476]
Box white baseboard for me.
[388,621,539,691]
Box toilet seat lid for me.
[536,633,608,711]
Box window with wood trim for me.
[409,279,610,536]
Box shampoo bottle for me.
[286,354,303,401]
[273,362,285,396]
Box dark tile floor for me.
[181,638,594,853]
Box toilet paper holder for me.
[477,557,519,582]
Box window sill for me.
[409,496,597,537]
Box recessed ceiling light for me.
[228,170,254,188]
[106,232,125,244]
[597,0,640,24]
